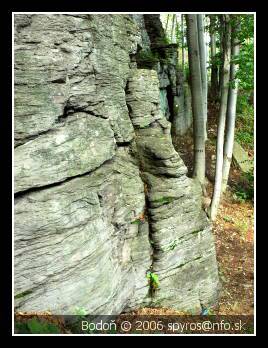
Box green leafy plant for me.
[15,318,60,334]
[223,216,233,223]
[14,290,33,299]
[233,167,254,203]
[146,271,160,292]
[131,219,142,225]
[152,196,175,205]
[74,306,87,316]
[67,306,95,334]
[136,50,159,68]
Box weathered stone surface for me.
[14,14,137,146]
[14,114,115,193]
[126,69,219,312]
[172,70,193,136]
[233,141,254,173]
[15,148,151,314]
[14,14,219,315]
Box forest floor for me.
[204,103,254,315]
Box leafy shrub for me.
[136,50,159,68]
[235,92,254,150]
[233,168,254,202]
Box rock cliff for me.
[14,14,219,314]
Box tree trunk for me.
[186,14,206,188]
[197,14,208,140]
[171,14,176,43]
[218,16,225,102]
[210,15,219,102]
[165,14,170,32]
[175,15,179,44]
[222,22,240,192]
[182,14,185,71]
[209,15,231,221]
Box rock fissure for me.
[14,155,116,198]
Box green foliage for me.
[235,92,254,150]
[161,35,172,45]
[208,51,222,69]
[74,306,87,316]
[136,50,159,68]
[234,14,254,44]
[232,14,254,91]
[70,306,98,334]
[131,219,142,225]
[233,190,248,203]
[184,65,190,82]
[235,131,253,149]
[234,42,254,91]
[233,168,254,203]
[15,290,33,299]
[146,271,160,291]
[15,318,60,334]
[152,196,175,204]
[208,14,254,92]
[223,216,233,223]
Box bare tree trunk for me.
[218,16,225,102]
[165,14,170,32]
[171,14,176,43]
[181,14,185,71]
[209,15,231,221]
[186,14,206,188]
[222,22,240,192]
[210,15,219,102]
[197,14,208,141]
[175,15,179,44]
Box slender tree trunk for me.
[171,14,176,43]
[210,15,219,102]
[222,23,240,192]
[181,14,185,71]
[218,16,225,101]
[209,15,231,221]
[175,15,179,44]
[197,14,208,140]
[165,14,170,32]
[186,14,206,188]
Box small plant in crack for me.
[146,271,160,295]
[131,212,146,225]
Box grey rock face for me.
[15,148,151,314]
[126,70,219,312]
[14,14,219,315]
[15,114,115,193]
[14,14,136,146]
[173,71,193,136]
[141,14,192,134]
[232,141,254,173]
